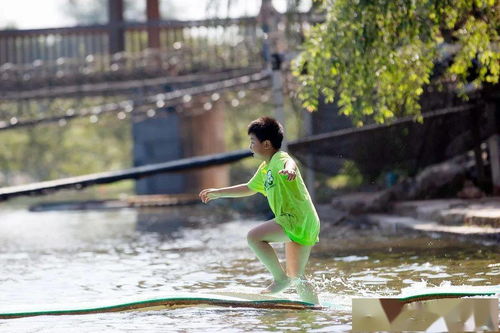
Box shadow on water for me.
[136,208,187,235]
[134,204,244,239]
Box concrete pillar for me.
[132,91,228,195]
[108,0,125,54]
[181,100,229,191]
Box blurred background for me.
[0,1,498,331]
[0,0,317,210]
[0,0,498,211]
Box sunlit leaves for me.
[293,0,499,125]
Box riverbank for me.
[6,189,500,244]
[317,197,500,244]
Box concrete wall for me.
[132,100,229,195]
[132,113,185,194]
[313,98,352,134]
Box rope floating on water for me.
[0,296,318,319]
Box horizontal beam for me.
[0,68,262,100]
[0,17,259,37]
[0,70,271,131]
[0,149,253,201]
[290,104,478,148]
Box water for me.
[0,206,498,332]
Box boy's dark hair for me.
[247,117,284,149]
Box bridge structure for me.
[0,0,315,196]
[4,1,497,201]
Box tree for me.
[293,0,499,126]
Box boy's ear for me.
[263,140,272,149]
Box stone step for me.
[365,214,500,241]
[392,198,500,228]
[392,199,465,221]
[464,208,500,228]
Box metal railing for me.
[0,17,266,92]
[0,13,317,95]
[0,17,262,64]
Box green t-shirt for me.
[247,151,320,245]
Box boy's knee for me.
[247,229,261,244]
[247,230,256,244]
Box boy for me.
[199,117,320,304]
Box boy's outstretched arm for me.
[199,184,256,204]
[279,159,297,181]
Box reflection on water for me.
[0,206,498,331]
[137,210,184,234]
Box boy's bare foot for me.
[260,277,291,294]
[292,277,319,304]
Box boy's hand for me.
[199,188,220,204]
[279,169,296,181]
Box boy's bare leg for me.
[247,220,291,294]
[286,242,319,304]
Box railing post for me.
[271,53,286,149]
[108,0,125,54]
[146,0,161,49]
[303,109,316,201]
[259,0,287,149]
[470,106,486,188]
[487,100,500,195]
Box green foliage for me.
[293,0,499,125]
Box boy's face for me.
[249,133,270,160]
